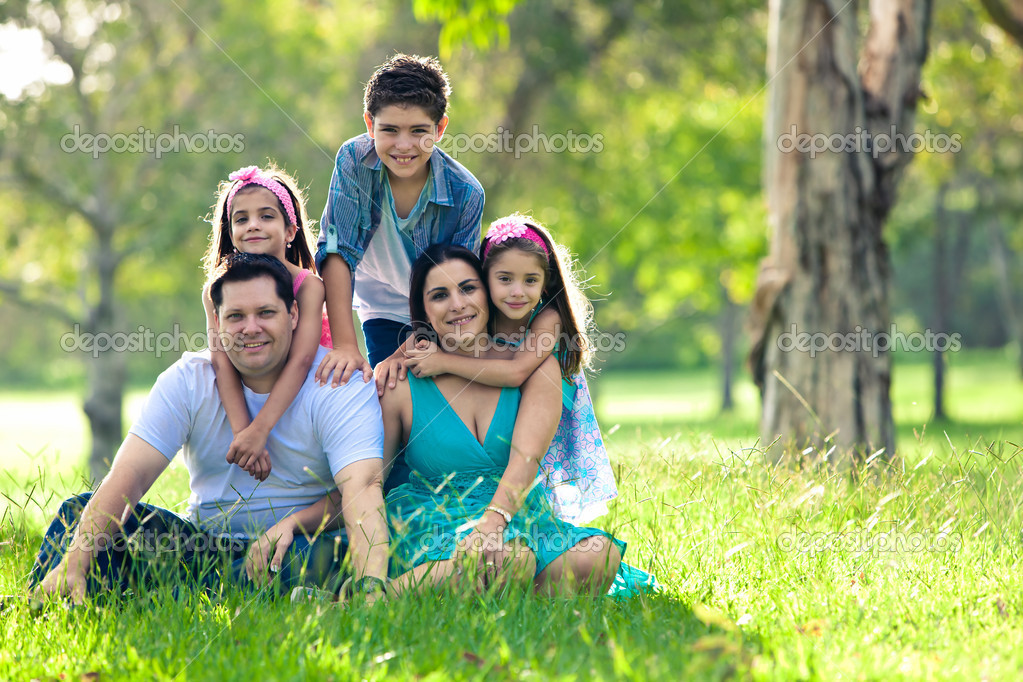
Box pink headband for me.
[225,166,298,226]
[483,216,550,261]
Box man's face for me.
[215,276,297,391]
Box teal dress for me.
[386,374,625,576]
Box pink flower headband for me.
[225,166,298,226]
[483,216,550,260]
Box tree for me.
[979,0,1023,46]
[0,0,375,481]
[748,0,932,463]
[0,1,221,482]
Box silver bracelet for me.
[485,505,513,524]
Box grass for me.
[2,351,1023,680]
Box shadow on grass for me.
[1,519,759,681]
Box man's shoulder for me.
[156,350,213,381]
[147,351,215,401]
[305,369,377,406]
[300,348,377,408]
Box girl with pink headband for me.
[400,213,618,524]
[201,164,329,480]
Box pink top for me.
[292,270,333,349]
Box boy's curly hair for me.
[364,53,450,124]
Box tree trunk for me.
[84,201,124,484]
[749,0,931,465]
[987,219,1023,376]
[720,285,738,413]
[932,186,948,420]
[84,350,126,485]
[979,0,1023,47]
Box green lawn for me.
[2,353,1023,680]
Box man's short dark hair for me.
[209,253,295,312]
[364,53,450,124]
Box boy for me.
[315,53,485,388]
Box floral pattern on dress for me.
[539,372,618,524]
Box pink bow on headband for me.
[226,165,298,226]
[484,216,550,260]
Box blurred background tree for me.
[0,0,1020,473]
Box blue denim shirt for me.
[315,133,484,276]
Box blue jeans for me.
[362,318,413,367]
[30,493,348,597]
[362,318,414,492]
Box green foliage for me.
[888,1,1023,350]
[0,0,771,388]
[431,0,767,368]
[413,0,517,58]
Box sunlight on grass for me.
[2,352,1022,679]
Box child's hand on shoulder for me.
[403,340,446,379]
[316,344,372,387]
[227,425,272,481]
[374,353,408,396]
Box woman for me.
[382,245,625,595]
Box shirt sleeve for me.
[313,371,384,478]
[316,142,368,274]
[451,184,484,252]
[128,359,193,461]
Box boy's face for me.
[364,104,448,186]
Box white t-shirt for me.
[352,170,434,323]
[129,347,383,537]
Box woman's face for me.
[422,258,489,351]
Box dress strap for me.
[292,269,309,296]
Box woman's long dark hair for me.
[408,244,488,340]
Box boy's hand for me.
[403,341,445,378]
[316,344,372,388]
[228,426,271,481]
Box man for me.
[34,253,389,602]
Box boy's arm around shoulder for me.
[317,139,368,276]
